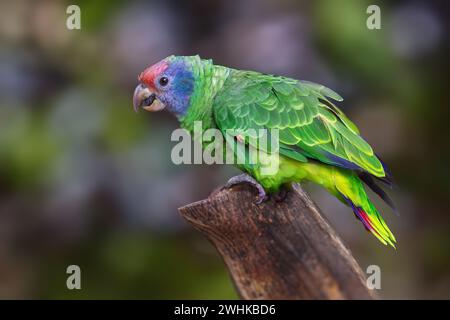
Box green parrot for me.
[133,55,397,247]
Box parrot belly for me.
[240,153,341,198]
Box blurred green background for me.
[0,0,449,299]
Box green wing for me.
[212,70,386,178]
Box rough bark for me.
[178,183,375,300]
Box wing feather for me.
[213,70,386,178]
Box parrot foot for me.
[272,183,292,202]
[223,174,268,204]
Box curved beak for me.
[133,84,165,113]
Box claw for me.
[273,189,288,202]
[223,174,268,204]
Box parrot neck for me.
[180,61,230,134]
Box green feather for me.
[212,69,385,177]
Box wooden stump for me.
[178,182,375,300]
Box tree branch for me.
[178,183,375,300]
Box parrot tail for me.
[334,172,397,248]
[342,195,396,248]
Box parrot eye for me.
[159,77,169,86]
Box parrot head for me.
[133,55,196,117]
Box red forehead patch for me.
[138,60,169,88]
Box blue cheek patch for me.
[165,61,195,116]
